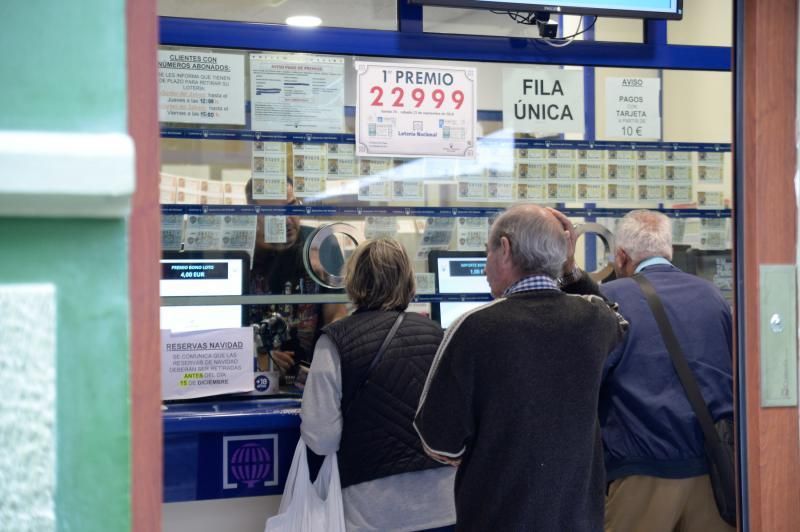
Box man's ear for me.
[500,235,513,263]
[614,248,627,269]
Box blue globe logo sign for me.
[255,374,270,392]
[223,435,279,491]
[230,442,272,488]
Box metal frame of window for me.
[732,0,749,528]
[160,16,729,71]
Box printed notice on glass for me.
[162,327,253,400]
[250,53,345,133]
[605,77,661,140]
[365,216,398,239]
[457,217,489,251]
[503,68,584,135]
[158,51,245,125]
[263,216,288,243]
[414,273,436,295]
[355,62,476,158]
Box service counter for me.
[163,396,303,532]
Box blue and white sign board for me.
[161,327,254,400]
[503,68,585,135]
[605,77,661,140]
[356,62,476,158]
[158,51,245,125]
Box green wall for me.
[0,1,131,531]
[0,1,127,132]
[0,220,131,531]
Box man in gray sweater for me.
[415,204,627,531]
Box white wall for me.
[164,496,281,532]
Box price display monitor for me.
[428,250,492,329]
[160,251,249,333]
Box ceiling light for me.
[286,15,322,28]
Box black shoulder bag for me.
[633,274,736,527]
[343,312,405,417]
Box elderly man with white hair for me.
[599,209,734,532]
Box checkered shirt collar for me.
[503,274,559,296]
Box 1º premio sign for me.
[355,62,477,159]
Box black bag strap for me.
[343,312,405,417]
[633,275,729,462]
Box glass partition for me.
[158,46,734,332]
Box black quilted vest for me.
[322,309,446,488]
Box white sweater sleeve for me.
[299,334,343,456]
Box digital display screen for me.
[437,258,490,294]
[430,252,492,329]
[449,261,486,277]
[409,0,682,19]
[161,262,229,281]
[160,255,246,333]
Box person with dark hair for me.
[300,238,456,532]
[415,204,627,531]
[246,178,347,372]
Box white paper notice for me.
[158,50,245,125]
[486,181,515,203]
[517,183,546,201]
[162,327,254,400]
[184,215,222,250]
[420,217,455,250]
[605,77,661,140]
[457,217,489,251]
[414,273,436,294]
[263,215,288,243]
[182,215,257,253]
[355,62,477,158]
[364,216,398,238]
[221,215,257,251]
[391,180,425,201]
[503,68,584,135]
[250,177,288,200]
[162,214,184,251]
[250,53,345,133]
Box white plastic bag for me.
[264,439,346,532]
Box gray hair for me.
[345,238,415,311]
[615,210,673,263]
[488,204,567,279]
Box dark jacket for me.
[323,309,446,488]
[599,263,733,482]
[415,279,626,532]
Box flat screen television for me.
[159,251,249,333]
[409,0,683,19]
[428,250,492,329]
